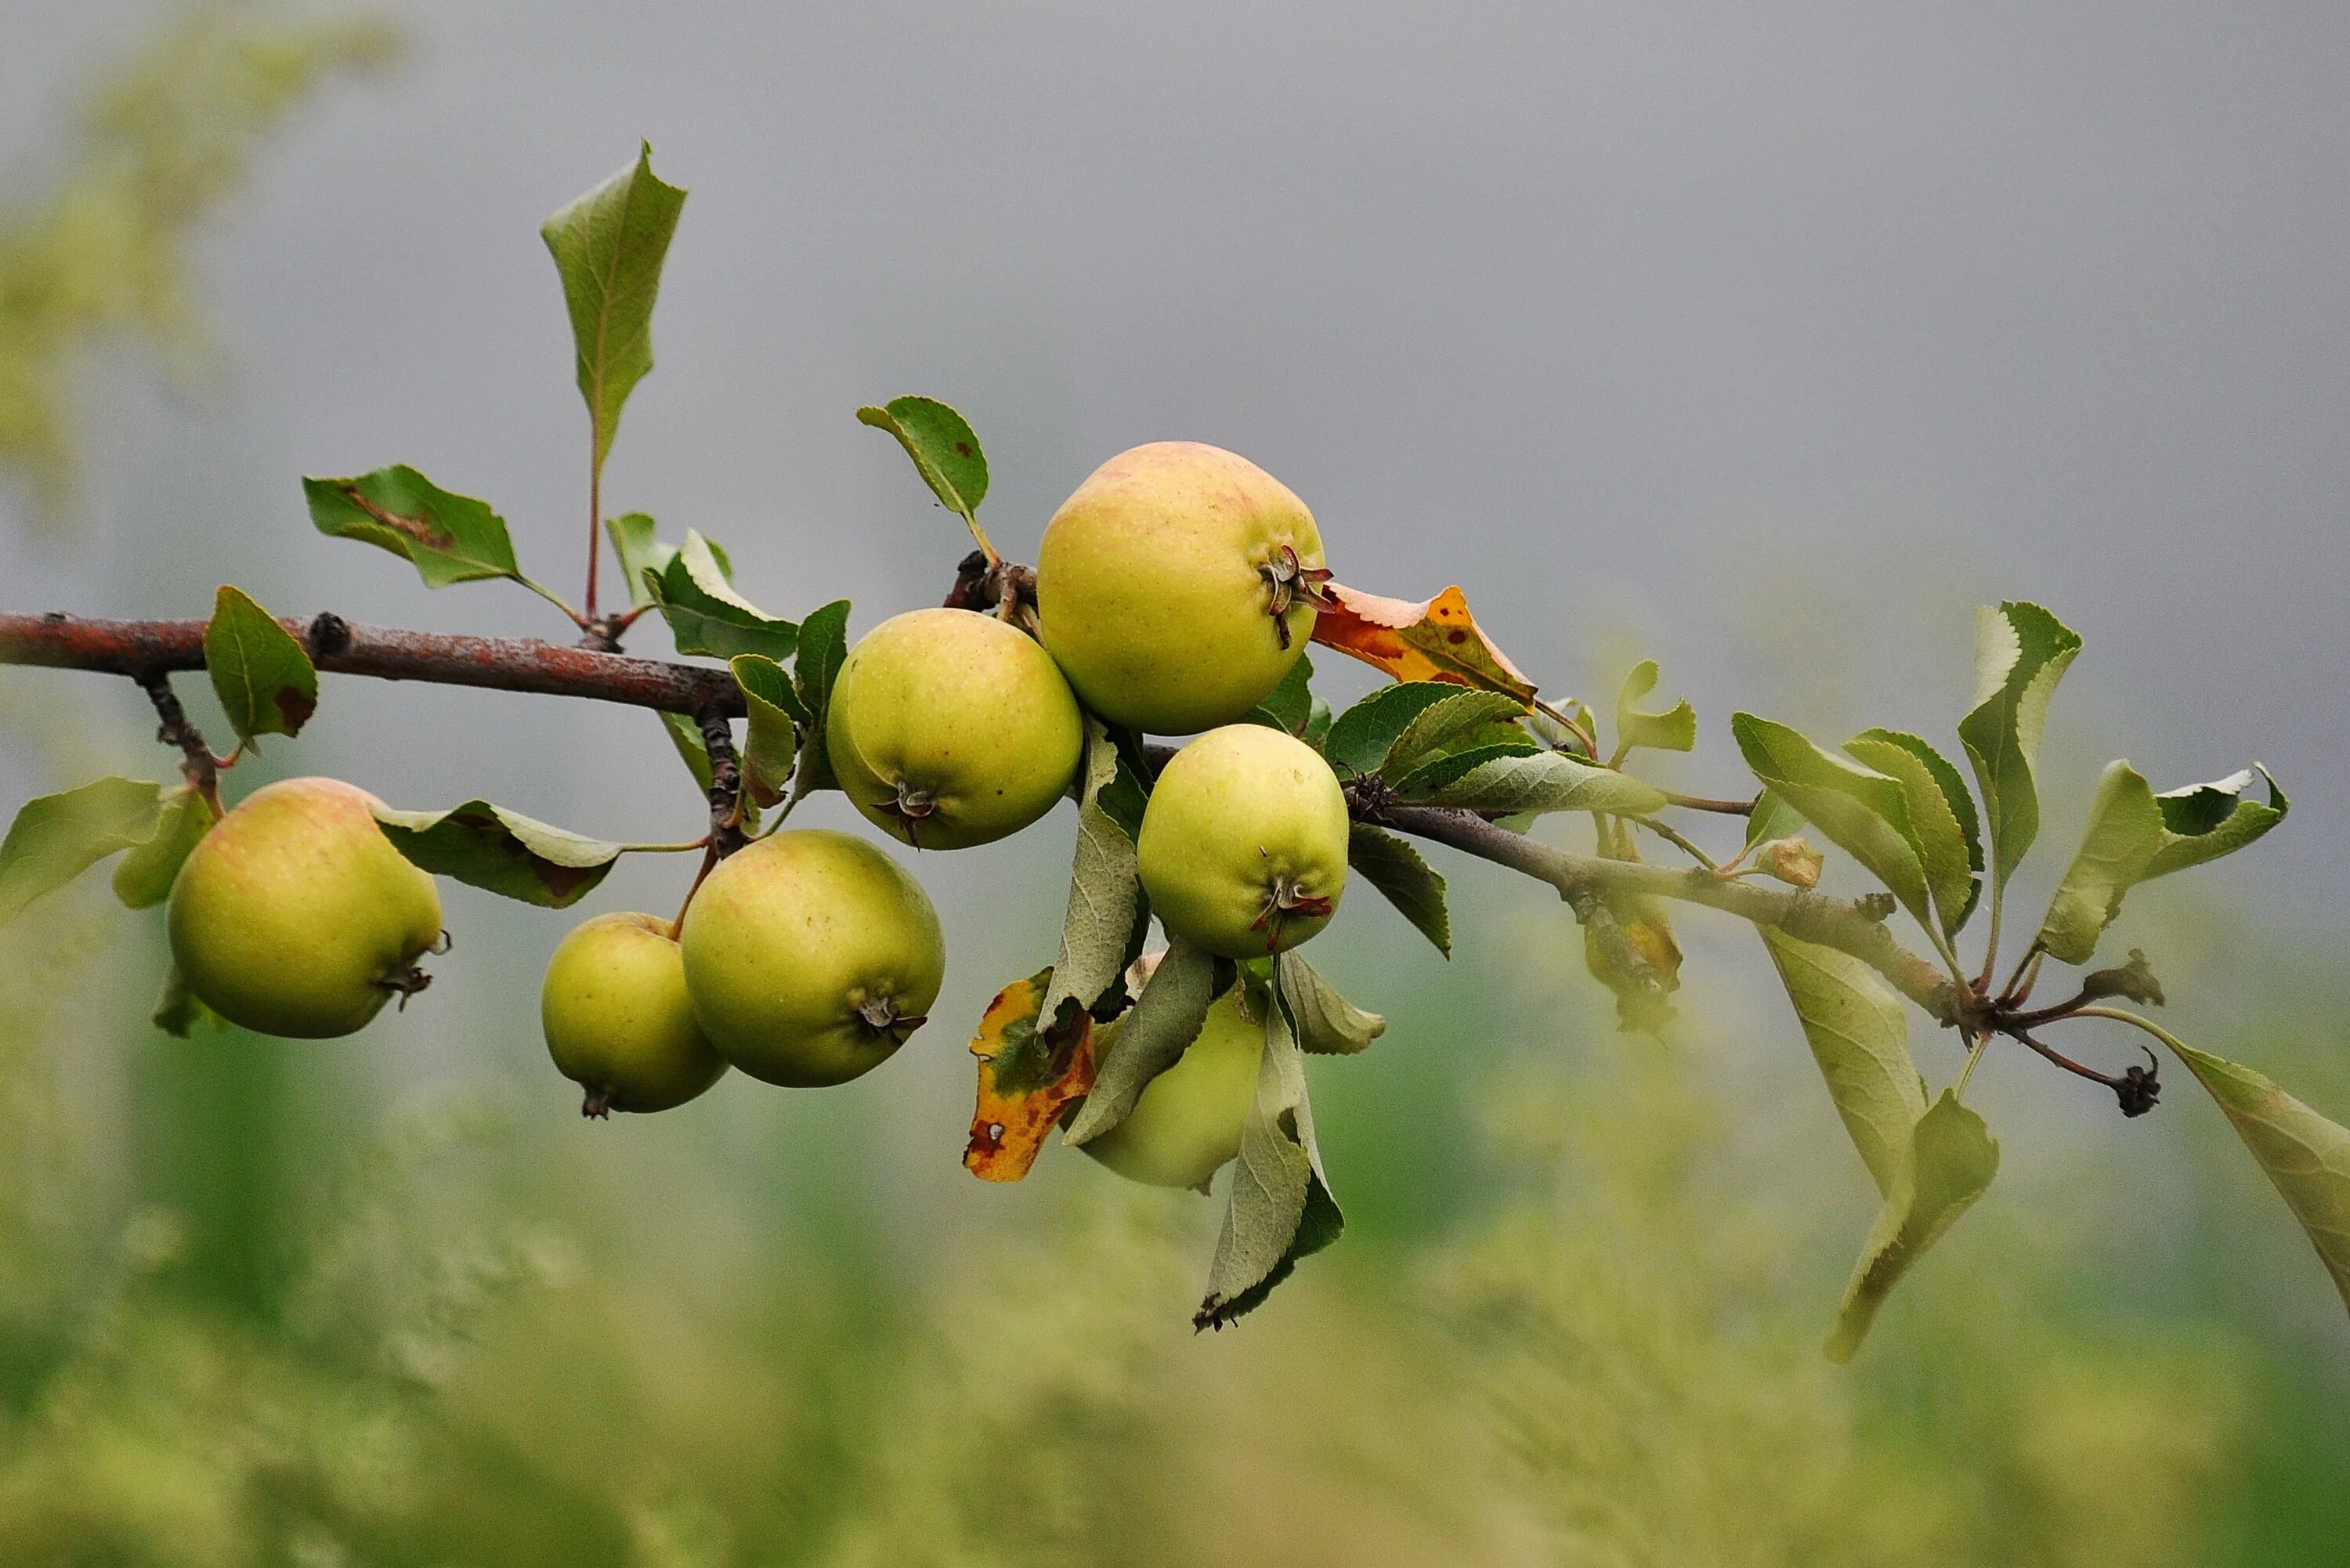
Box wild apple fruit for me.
[678,829,945,1086]
[166,776,443,1039]
[1081,972,1266,1190]
[827,607,1083,849]
[1036,441,1328,735]
[542,911,728,1116]
[1137,724,1349,956]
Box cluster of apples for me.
[160,441,1347,1190]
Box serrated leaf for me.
[1408,749,1668,817]
[1324,682,1463,779]
[542,143,688,476]
[1245,654,1317,737]
[964,969,1097,1182]
[203,584,317,746]
[2036,761,2287,964]
[372,800,628,908]
[1274,950,1385,1055]
[645,531,798,663]
[1761,929,1926,1198]
[302,466,521,588]
[1616,659,1697,754]
[153,965,228,1038]
[1826,1089,2000,1362]
[1844,728,1982,935]
[0,776,165,924]
[1347,823,1450,957]
[2169,1039,2350,1317]
[111,784,217,909]
[728,655,806,809]
[789,598,852,793]
[1388,741,1549,800]
[1036,720,1146,1030]
[1381,688,1531,779]
[1065,940,1214,1147]
[857,396,989,520]
[1732,713,1932,927]
[1957,602,2082,890]
[607,512,676,609]
[1196,993,1342,1328]
[1309,583,1538,703]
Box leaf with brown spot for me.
[964,969,1097,1182]
[303,465,523,589]
[371,798,675,908]
[203,584,317,747]
[1308,583,1538,703]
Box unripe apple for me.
[827,607,1083,849]
[166,776,442,1039]
[1137,724,1349,957]
[678,829,945,1086]
[1036,441,1327,735]
[542,912,728,1116]
[1080,975,1266,1190]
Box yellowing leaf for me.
[1308,582,1538,703]
[964,970,1097,1183]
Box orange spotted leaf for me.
[965,968,1097,1182]
[1309,583,1538,703]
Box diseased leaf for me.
[153,964,228,1038]
[1347,823,1450,958]
[0,776,164,924]
[2036,761,2288,965]
[606,511,676,608]
[112,784,217,909]
[1274,950,1385,1055]
[372,800,630,908]
[964,969,1097,1182]
[1585,815,1682,1031]
[728,655,806,809]
[1408,749,1668,818]
[1733,713,1931,927]
[1616,659,1697,754]
[1761,929,1927,1198]
[1245,654,1317,737]
[645,531,798,663]
[1827,1090,1999,1362]
[1844,728,1982,935]
[857,396,989,520]
[1309,583,1539,704]
[1197,994,1342,1328]
[203,584,317,745]
[1036,720,1147,1030]
[1381,688,1532,780]
[1065,940,1213,1147]
[542,143,688,475]
[790,598,852,793]
[1957,601,2082,890]
[1324,682,1466,779]
[303,466,521,588]
[2169,1039,2350,1316]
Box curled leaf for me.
[645,531,798,663]
[964,970,1097,1182]
[112,783,218,909]
[372,800,636,908]
[1958,601,2082,890]
[1827,1089,2000,1362]
[1309,583,1538,703]
[303,465,522,588]
[1733,713,1932,928]
[1615,659,1696,755]
[728,655,807,809]
[1842,728,1981,935]
[2168,1037,2350,1317]
[858,396,989,520]
[1036,720,1146,1029]
[1065,940,1214,1147]
[1347,823,1450,958]
[1274,951,1386,1055]
[1196,993,1343,1328]
[0,776,165,924]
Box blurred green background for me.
[4,5,2348,1564]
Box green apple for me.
[678,829,945,1086]
[1137,724,1349,957]
[827,607,1083,849]
[542,912,728,1116]
[1080,974,1266,1190]
[1036,441,1327,735]
[166,776,443,1039]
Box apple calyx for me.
[1259,542,1335,649]
[1249,873,1337,952]
[374,963,434,1011]
[888,782,940,844]
[856,995,929,1043]
[580,1085,614,1119]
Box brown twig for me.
[697,701,748,858]
[135,670,222,814]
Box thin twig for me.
[135,670,222,814]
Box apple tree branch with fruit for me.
[2,147,2341,1353]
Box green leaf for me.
[790,598,852,793]
[372,800,631,908]
[1245,655,1317,737]
[645,531,798,663]
[1843,728,1982,935]
[1615,659,1697,754]
[856,396,989,520]
[1732,713,1932,927]
[1196,992,1343,1328]
[2169,1039,2350,1317]
[1036,720,1147,1030]
[111,784,217,909]
[0,776,164,924]
[1408,749,1668,817]
[1274,951,1385,1055]
[728,656,806,810]
[1380,688,1532,780]
[203,584,317,746]
[1745,788,1807,848]
[1826,1089,2000,1362]
[1760,930,1927,1198]
[153,964,228,1038]
[1065,939,1214,1147]
[541,143,688,476]
[606,512,676,609]
[1957,602,2082,890]
[657,710,717,793]
[1323,682,1463,779]
[2036,761,2287,965]
[1347,823,1450,958]
[303,466,522,588]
